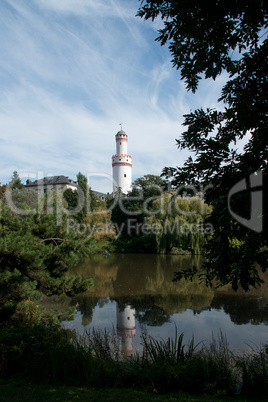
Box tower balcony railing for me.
[112,154,132,159]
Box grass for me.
[0,379,260,402]
[0,324,267,399]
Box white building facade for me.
[112,129,132,195]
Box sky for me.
[0,0,226,193]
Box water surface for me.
[55,254,268,354]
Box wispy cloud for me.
[0,0,224,192]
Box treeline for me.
[1,172,213,256]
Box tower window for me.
[124,174,127,177]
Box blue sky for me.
[0,0,226,193]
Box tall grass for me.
[0,324,267,398]
[236,344,268,398]
[124,327,203,393]
[199,332,236,395]
[141,326,197,363]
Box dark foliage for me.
[138,0,268,290]
[0,206,95,324]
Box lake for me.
[52,254,268,355]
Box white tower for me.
[116,304,136,356]
[112,128,132,195]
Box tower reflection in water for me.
[116,304,136,356]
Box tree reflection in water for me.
[44,254,268,351]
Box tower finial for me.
[119,123,123,131]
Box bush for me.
[0,324,90,384]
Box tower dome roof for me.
[116,129,127,136]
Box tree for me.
[84,206,116,244]
[75,172,90,223]
[145,193,212,254]
[125,174,167,220]
[131,174,167,194]
[0,206,96,325]
[137,1,268,290]
[110,175,166,240]
[63,188,79,211]
[63,173,98,223]
[3,188,38,212]
[9,171,23,190]
[76,172,98,222]
[0,183,7,199]
[138,1,267,91]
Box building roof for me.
[25,176,77,187]
[116,129,127,135]
[92,190,107,200]
[24,176,108,199]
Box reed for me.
[236,344,268,398]
[199,331,236,395]
[0,324,267,398]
